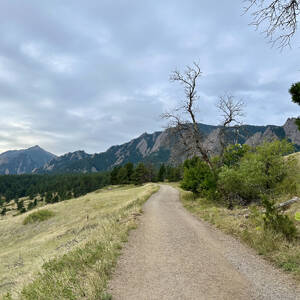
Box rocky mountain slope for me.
[0,145,56,175]
[36,118,300,174]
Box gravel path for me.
[109,185,300,299]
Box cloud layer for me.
[0,0,299,155]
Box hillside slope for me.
[0,184,158,299]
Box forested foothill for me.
[0,173,109,216]
[0,163,181,217]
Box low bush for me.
[218,140,296,205]
[181,157,217,197]
[218,155,266,204]
[222,144,250,167]
[262,196,297,241]
[23,209,55,225]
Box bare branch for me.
[163,62,213,169]
[217,94,245,128]
[217,94,245,156]
[244,0,299,49]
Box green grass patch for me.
[23,209,55,225]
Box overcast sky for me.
[0,0,299,155]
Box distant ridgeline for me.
[35,118,300,173]
[0,118,299,175]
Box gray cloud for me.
[0,0,299,155]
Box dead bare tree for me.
[217,94,245,156]
[162,62,213,169]
[244,0,299,49]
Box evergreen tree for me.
[66,191,73,200]
[181,157,216,196]
[117,167,128,184]
[158,164,166,182]
[52,195,59,203]
[165,165,182,182]
[17,200,24,211]
[289,82,300,130]
[1,207,6,216]
[27,201,35,210]
[5,191,14,203]
[124,162,134,182]
[145,163,156,182]
[20,207,26,214]
[110,166,121,185]
[132,163,148,185]
[45,192,53,204]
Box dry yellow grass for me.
[0,183,158,299]
[287,151,300,167]
[172,182,300,280]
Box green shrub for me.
[218,140,296,204]
[222,144,250,167]
[256,139,294,190]
[181,157,216,197]
[2,292,13,300]
[23,209,55,225]
[262,196,297,241]
[218,156,266,204]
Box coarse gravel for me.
[109,185,300,299]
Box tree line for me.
[0,173,109,215]
[110,162,181,185]
[0,163,182,216]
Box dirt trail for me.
[109,185,299,299]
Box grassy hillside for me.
[0,184,158,299]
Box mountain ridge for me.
[1,118,299,175]
[0,145,56,175]
[36,117,300,174]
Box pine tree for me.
[45,192,53,203]
[124,163,134,183]
[110,166,121,185]
[1,207,7,216]
[17,200,24,211]
[158,164,166,182]
[289,82,300,130]
[27,201,35,210]
[117,167,128,184]
[52,195,59,203]
[132,163,148,185]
